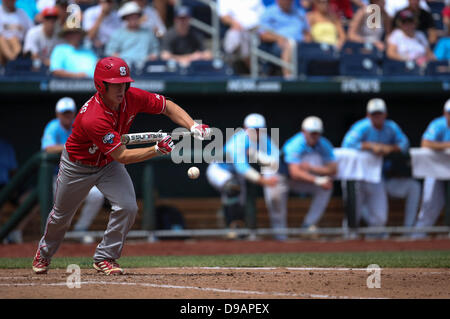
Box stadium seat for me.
[183,59,234,76]
[341,41,383,61]
[4,58,49,77]
[131,60,180,77]
[382,58,423,76]
[297,42,340,76]
[426,60,450,76]
[428,1,445,30]
[339,55,381,76]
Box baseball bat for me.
[121,131,194,145]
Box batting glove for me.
[155,136,175,155]
[190,122,211,140]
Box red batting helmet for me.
[94,56,134,95]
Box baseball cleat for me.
[93,260,124,275]
[32,250,50,274]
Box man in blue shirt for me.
[105,1,159,68]
[206,114,283,239]
[281,116,337,231]
[413,99,450,237]
[341,98,421,229]
[41,97,105,243]
[50,23,98,78]
[259,0,311,77]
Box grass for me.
[1,250,450,269]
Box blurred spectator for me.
[341,98,420,229]
[152,0,175,27]
[443,0,450,32]
[218,0,265,74]
[348,0,391,51]
[281,116,337,232]
[24,6,61,69]
[41,97,105,243]
[35,0,71,26]
[0,138,17,190]
[160,6,212,67]
[0,0,34,65]
[434,2,450,60]
[83,0,121,54]
[105,1,159,67]
[393,0,437,45]
[384,0,429,18]
[387,9,435,67]
[50,22,98,78]
[306,0,346,49]
[134,0,166,37]
[413,99,450,238]
[206,114,283,240]
[302,0,365,18]
[11,0,40,22]
[259,0,311,77]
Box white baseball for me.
[187,166,200,179]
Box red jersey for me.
[65,87,166,167]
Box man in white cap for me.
[206,113,284,239]
[280,116,337,231]
[41,97,105,243]
[105,1,159,67]
[413,99,450,238]
[341,98,420,230]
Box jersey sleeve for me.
[132,87,166,114]
[422,119,441,141]
[41,121,59,150]
[282,134,303,164]
[83,118,122,156]
[341,124,364,149]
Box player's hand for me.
[260,175,278,187]
[190,123,211,140]
[371,143,384,156]
[314,176,332,190]
[155,136,174,155]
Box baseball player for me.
[280,116,337,232]
[413,99,450,238]
[341,98,421,229]
[206,114,284,239]
[41,97,105,244]
[32,56,210,275]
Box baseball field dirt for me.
[0,238,449,299]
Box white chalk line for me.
[0,280,384,299]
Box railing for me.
[0,152,60,241]
[176,0,222,60]
[250,32,298,79]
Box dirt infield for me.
[0,238,450,299]
[1,267,449,299]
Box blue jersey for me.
[282,132,335,164]
[422,116,450,142]
[0,139,18,185]
[219,129,279,175]
[41,119,72,150]
[341,118,409,152]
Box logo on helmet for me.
[119,66,127,76]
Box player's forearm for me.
[288,164,316,183]
[421,139,450,150]
[310,163,337,176]
[163,100,195,130]
[44,145,64,154]
[111,145,159,164]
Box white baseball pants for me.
[38,149,138,262]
